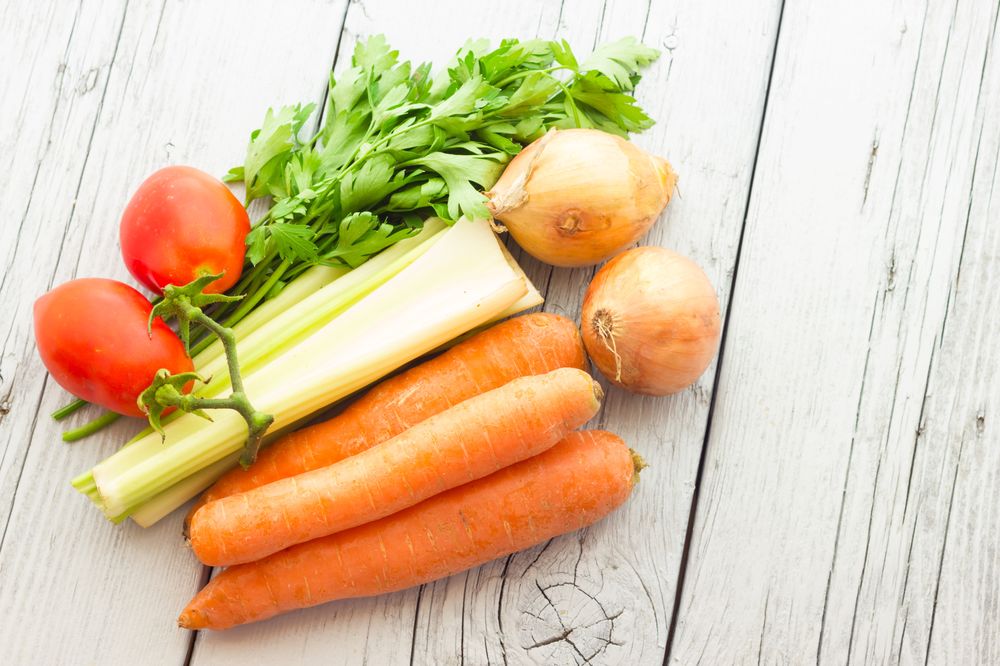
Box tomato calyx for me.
[141,273,274,466]
[147,273,242,352]
[138,369,213,437]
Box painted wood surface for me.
[0,2,347,664]
[669,0,1000,664]
[1,0,997,665]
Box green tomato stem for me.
[62,411,121,442]
[143,276,275,467]
[181,302,274,467]
[52,398,87,421]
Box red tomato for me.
[120,166,250,294]
[34,278,194,417]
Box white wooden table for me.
[2,0,998,663]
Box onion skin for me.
[486,129,677,268]
[582,247,721,395]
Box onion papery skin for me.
[486,129,677,268]
[581,247,720,395]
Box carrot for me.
[189,367,603,566]
[179,430,639,630]
[187,312,586,523]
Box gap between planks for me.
[660,0,787,662]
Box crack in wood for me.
[181,564,213,666]
[902,344,937,519]
[526,580,621,664]
[922,434,966,665]
[886,252,897,293]
[892,510,922,660]
[756,588,770,666]
[881,0,929,249]
[459,571,470,666]
[533,581,586,662]
[897,612,909,662]
[553,0,566,38]
[408,584,425,666]
[663,1,788,661]
[953,113,989,295]
[816,289,879,663]
[523,537,554,574]
[495,553,513,666]
[620,551,660,635]
[150,0,168,51]
[0,374,50,555]
[845,450,885,663]
[862,135,879,206]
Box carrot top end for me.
[629,449,648,481]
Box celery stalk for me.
[496,240,544,316]
[194,219,446,398]
[82,219,529,520]
[192,264,348,369]
[128,453,239,528]
[116,220,446,446]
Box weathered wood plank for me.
[0,1,347,663]
[922,43,1000,661]
[188,3,560,663]
[0,0,127,538]
[192,0,782,664]
[415,0,785,663]
[668,0,1000,663]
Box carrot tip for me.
[178,609,205,630]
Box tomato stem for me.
[52,398,88,421]
[141,274,274,467]
[62,411,121,442]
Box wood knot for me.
[518,582,623,663]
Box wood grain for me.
[189,0,782,664]
[668,0,1000,663]
[0,2,347,663]
[5,0,998,664]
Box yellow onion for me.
[581,247,720,395]
[486,128,677,267]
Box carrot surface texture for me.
[187,312,586,523]
[189,367,602,566]
[179,430,639,630]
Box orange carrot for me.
[188,368,602,566]
[179,430,638,630]
[187,313,586,523]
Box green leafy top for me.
[218,35,659,320]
